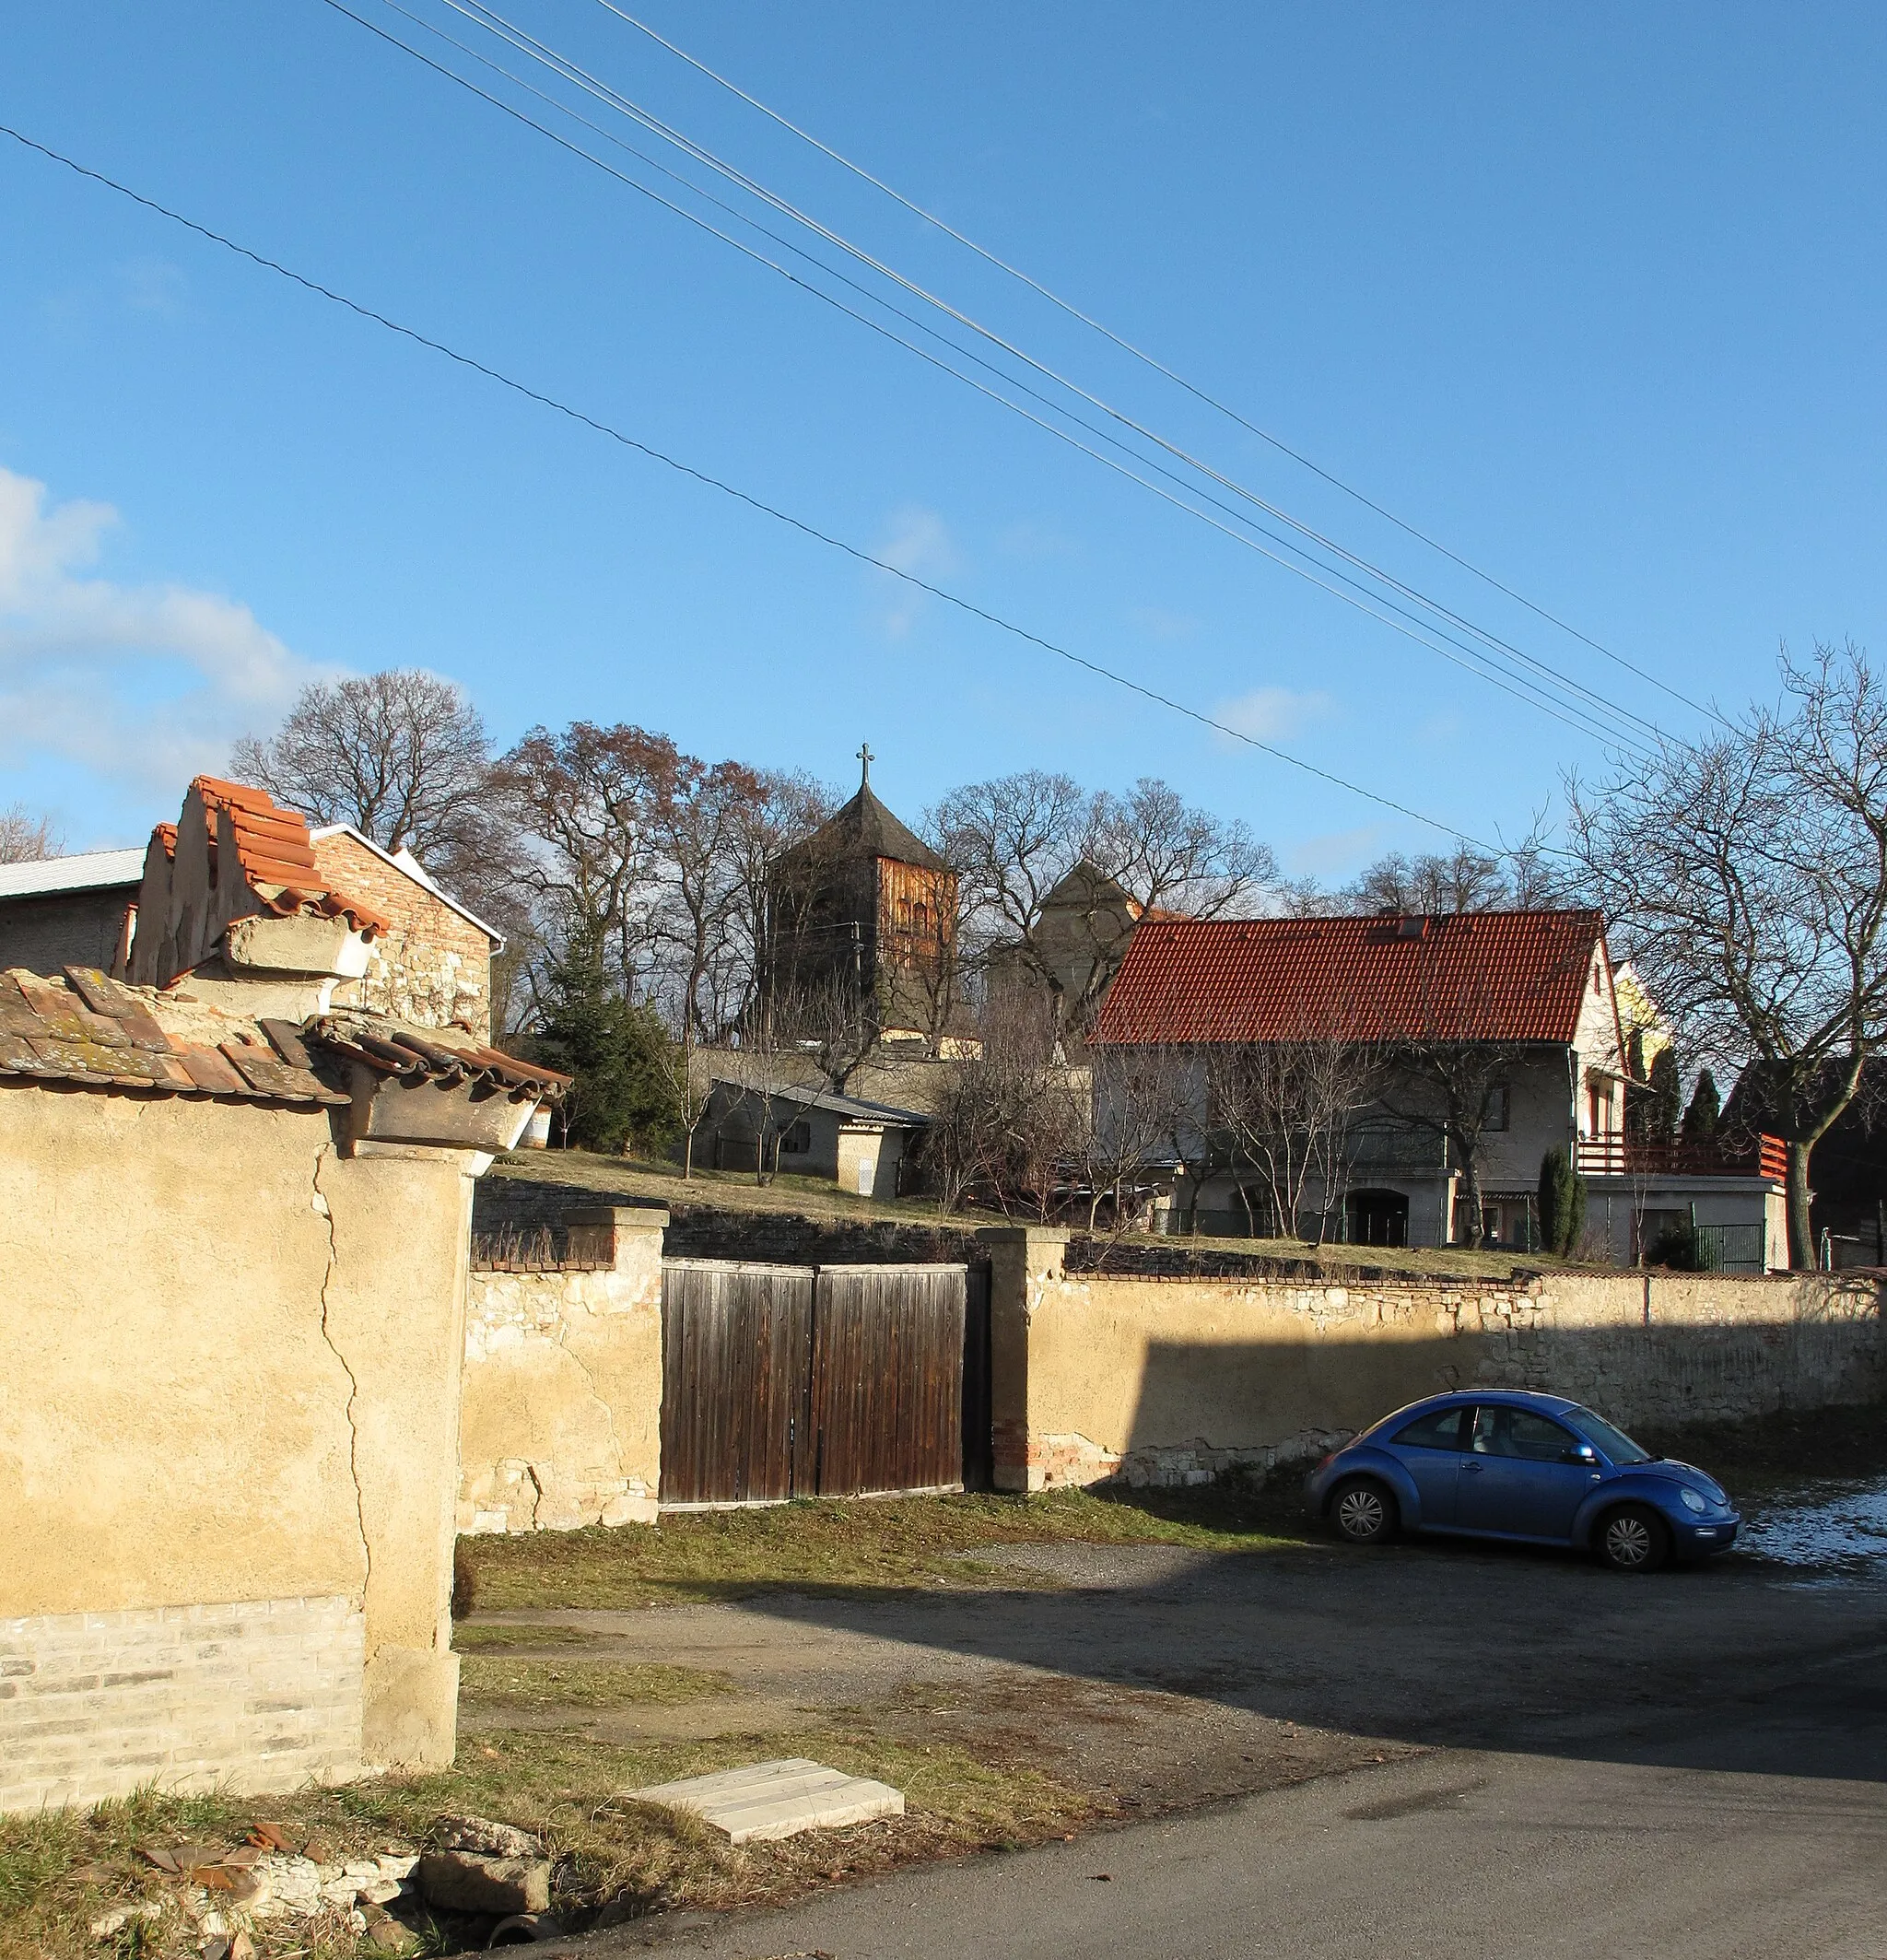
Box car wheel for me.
[1330,1476,1398,1545]
[1596,1503,1670,1574]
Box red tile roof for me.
[0,968,569,1107]
[311,1013,570,1099]
[1091,910,1607,1048]
[152,779,393,939]
[0,966,347,1104]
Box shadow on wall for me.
[1021,1315,1886,1492]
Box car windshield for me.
[1563,1406,1653,1464]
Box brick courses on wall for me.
[310,831,495,1039]
[0,1597,364,1813]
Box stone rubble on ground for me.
[94,1831,429,1945]
[417,1813,555,1917]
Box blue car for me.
[1305,1391,1740,1573]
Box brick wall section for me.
[0,1597,364,1813]
[0,886,135,977]
[474,1174,984,1268]
[311,831,495,1039]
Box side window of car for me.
[1471,1407,1576,1461]
[1391,1406,1465,1450]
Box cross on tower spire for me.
[857,742,873,789]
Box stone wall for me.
[460,1207,666,1533]
[475,1173,981,1269]
[986,1228,1887,1491]
[311,830,495,1040]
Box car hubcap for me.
[1339,1489,1383,1538]
[1607,1516,1650,1567]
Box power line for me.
[327,0,1660,757]
[0,118,1509,853]
[424,0,1672,750]
[588,0,1717,724]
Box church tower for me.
[764,745,957,1041]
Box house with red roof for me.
[1092,908,1787,1264]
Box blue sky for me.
[2,3,1881,873]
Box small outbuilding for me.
[697,1076,929,1197]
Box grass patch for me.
[459,1658,738,1708]
[490,1149,1567,1281]
[450,1621,607,1654]
[459,1485,1308,1612]
[0,1720,1095,1960]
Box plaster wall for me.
[985,1228,1886,1490]
[0,1086,474,1807]
[459,1209,666,1533]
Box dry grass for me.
[458,1658,737,1708]
[493,1147,1562,1281]
[0,1719,1096,1960]
[458,1484,1310,1612]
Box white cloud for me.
[120,257,189,317]
[1286,823,1388,879]
[1130,604,1200,643]
[873,506,959,638]
[1213,684,1331,745]
[0,464,321,795]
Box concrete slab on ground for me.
[629,1758,905,1844]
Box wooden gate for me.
[660,1259,985,1507]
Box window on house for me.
[1482,1082,1510,1131]
[1588,1081,1612,1135]
[779,1121,812,1156]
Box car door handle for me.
[1463,1461,1484,1474]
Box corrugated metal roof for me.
[1092,910,1606,1048]
[0,848,147,900]
[709,1074,931,1126]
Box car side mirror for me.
[1565,1443,1598,1464]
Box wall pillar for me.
[979,1226,1070,1492]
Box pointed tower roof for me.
[791,781,947,872]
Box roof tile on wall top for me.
[1092,909,1605,1048]
[0,966,346,1105]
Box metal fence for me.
[1693,1223,1766,1274]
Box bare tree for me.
[497,721,678,1016]
[1568,640,1887,1268]
[1343,847,1498,916]
[1208,1030,1378,1245]
[0,804,63,863]
[1089,777,1277,918]
[1080,1042,1189,1238]
[1374,1038,1529,1250]
[233,670,500,869]
[920,988,1081,1219]
[932,769,1276,1036]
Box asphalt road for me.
[591,1638,1887,1959]
[560,1511,1887,1960]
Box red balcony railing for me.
[1575,1133,1789,1182]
